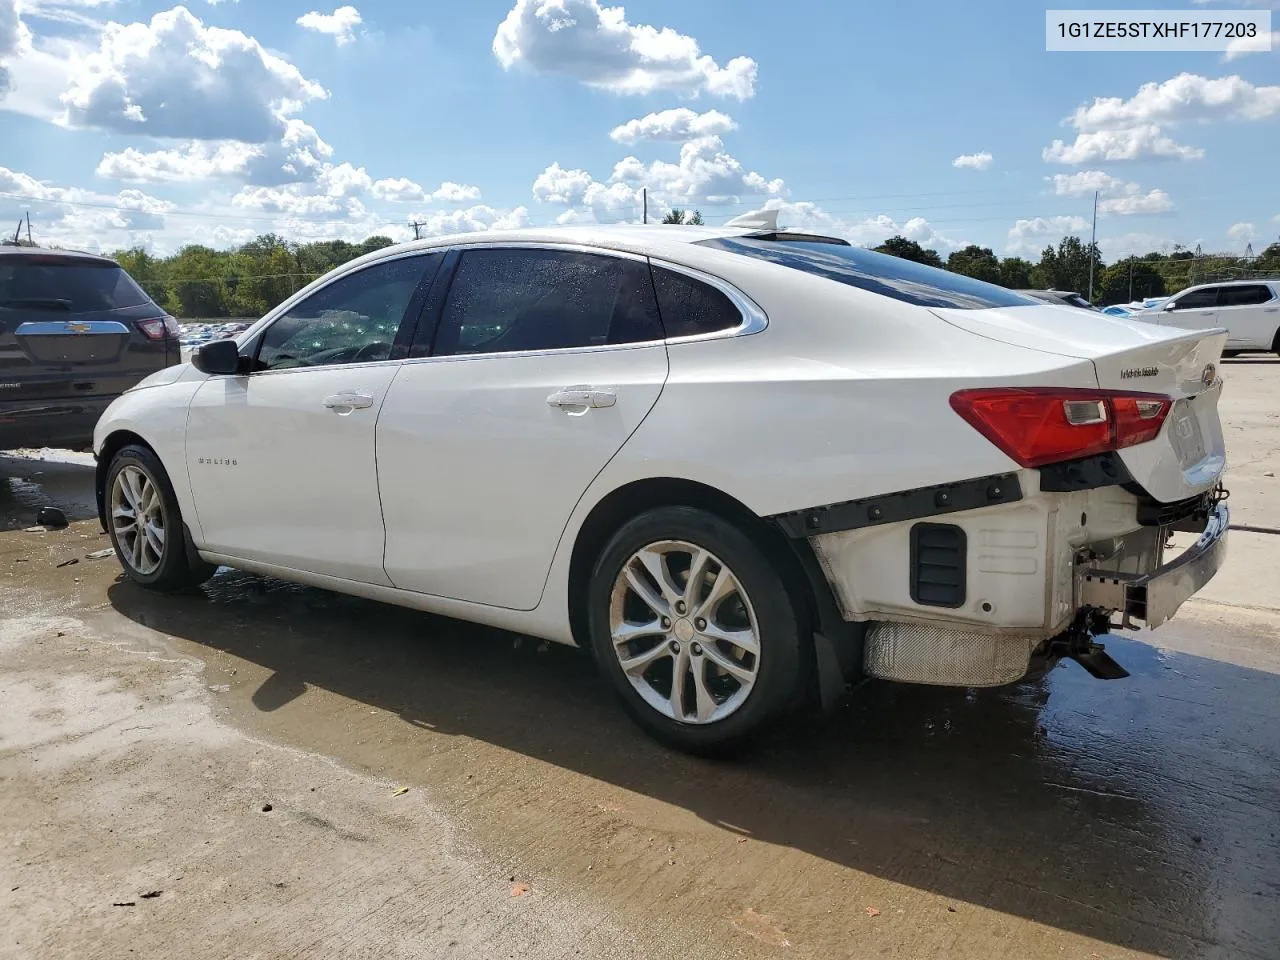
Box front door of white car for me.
[185,252,442,583]
[377,246,670,610]
[1159,286,1219,334]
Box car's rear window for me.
[0,258,151,312]
[697,237,1038,310]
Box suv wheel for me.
[106,444,215,591]
[587,506,804,754]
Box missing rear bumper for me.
[1079,502,1229,628]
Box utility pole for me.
[642,188,648,225]
[25,212,32,246]
[1087,190,1098,302]
[410,220,423,241]
[11,220,20,245]
[1128,258,1134,302]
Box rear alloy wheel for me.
[106,444,215,592]
[588,507,803,753]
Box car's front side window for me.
[256,254,438,371]
[1172,288,1218,310]
[430,248,662,357]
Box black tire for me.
[105,444,216,592]
[587,505,805,755]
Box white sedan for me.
[93,214,1230,752]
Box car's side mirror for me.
[192,338,245,376]
[1163,301,1177,311]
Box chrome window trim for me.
[647,256,769,343]
[238,247,443,346]
[239,239,769,367]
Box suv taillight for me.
[949,387,1171,468]
[136,316,181,340]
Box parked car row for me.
[180,320,252,349]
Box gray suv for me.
[0,246,178,450]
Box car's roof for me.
[0,244,119,265]
[1184,278,1278,289]
[369,224,787,261]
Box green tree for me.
[998,257,1034,289]
[661,208,703,225]
[946,245,1001,284]
[873,236,943,268]
[1032,236,1104,297]
[1097,258,1168,306]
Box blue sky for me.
[0,0,1276,259]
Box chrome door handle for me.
[323,392,375,410]
[547,387,616,410]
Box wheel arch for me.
[565,477,858,699]
[95,429,154,532]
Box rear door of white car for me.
[377,244,669,610]
[1158,286,1219,334]
[1215,283,1279,349]
[185,251,443,583]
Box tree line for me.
[873,235,1280,306]
[106,230,1280,320]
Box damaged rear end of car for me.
[693,234,1229,691]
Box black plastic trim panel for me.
[770,473,1022,539]
[909,523,967,608]
[1038,452,1133,492]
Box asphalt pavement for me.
[2,357,1277,960]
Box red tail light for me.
[949,387,1172,468]
[136,316,181,340]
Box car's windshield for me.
[697,237,1039,310]
[0,258,151,312]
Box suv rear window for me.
[697,237,1037,310]
[0,257,151,312]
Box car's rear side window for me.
[1218,285,1273,307]
[431,249,663,356]
[650,265,743,338]
[0,258,151,312]
[697,237,1038,310]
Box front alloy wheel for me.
[105,443,215,592]
[111,464,166,575]
[610,541,762,724]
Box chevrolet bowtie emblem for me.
[65,322,92,334]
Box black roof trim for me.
[742,231,851,246]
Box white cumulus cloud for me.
[532,137,785,225]
[370,178,482,203]
[1224,30,1277,59]
[493,0,757,99]
[95,119,334,186]
[60,6,327,142]
[609,108,737,144]
[1043,126,1203,163]
[952,152,992,170]
[1007,215,1091,254]
[1046,170,1174,216]
[1227,221,1256,242]
[1044,73,1280,164]
[297,6,362,45]
[0,0,20,98]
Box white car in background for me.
[93,213,1230,752]
[1141,279,1280,355]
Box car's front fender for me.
[94,374,207,543]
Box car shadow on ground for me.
[0,453,98,531]
[106,570,1280,959]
